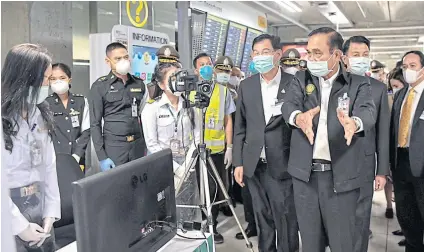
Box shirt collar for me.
[410,79,424,95]
[320,67,340,87]
[260,67,281,87]
[157,94,183,110]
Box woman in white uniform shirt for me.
[1,44,61,252]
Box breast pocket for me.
[157,116,174,140]
[105,90,124,103]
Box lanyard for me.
[165,105,182,134]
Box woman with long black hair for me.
[2,44,60,252]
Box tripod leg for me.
[207,157,254,251]
[199,154,216,247]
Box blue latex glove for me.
[100,158,115,171]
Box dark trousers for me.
[104,137,145,166]
[393,148,424,252]
[11,193,56,252]
[242,179,256,228]
[353,181,374,252]
[247,162,299,252]
[293,171,359,252]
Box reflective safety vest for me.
[190,84,227,154]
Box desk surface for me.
[57,231,213,252]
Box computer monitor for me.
[72,149,176,252]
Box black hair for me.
[342,36,370,54]
[193,53,212,68]
[1,44,54,152]
[402,50,424,67]
[252,34,281,50]
[52,63,72,78]
[308,27,344,52]
[105,42,127,56]
[387,67,406,92]
[150,62,181,99]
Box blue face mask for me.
[252,55,275,74]
[199,65,213,81]
[307,53,336,77]
[348,57,370,76]
[249,61,259,75]
[216,73,231,83]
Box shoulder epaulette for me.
[73,94,85,97]
[96,76,108,82]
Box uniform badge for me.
[289,51,295,59]
[371,61,376,68]
[130,88,142,92]
[69,108,80,116]
[159,114,170,118]
[164,48,171,57]
[306,84,315,95]
[223,58,229,66]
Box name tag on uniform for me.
[71,116,80,128]
[130,88,142,92]
[271,99,283,116]
[159,115,170,118]
[132,104,138,117]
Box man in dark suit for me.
[342,35,390,252]
[282,27,376,252]
[390,50,424,252]
[233,34,299,252]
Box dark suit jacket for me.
[233,70,294,180]
[360,77,390,182]
[282,64,377,192]
[390,86,424,178]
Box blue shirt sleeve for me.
[225,90,236,115]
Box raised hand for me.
[337,109,357,146]
[295,106,320,145]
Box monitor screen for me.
[72,149,176,252]
[132,45,158,84]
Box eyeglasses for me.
[252,49,275,57]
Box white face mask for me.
[370,72,380,79]
[403,67,424,84]
[348,57,370,76]
[229,76,240,87]
[392,88,401,94]
[115,59,131,75]
[284,67,298,75]
[28,86,50,104]
[51,80,69,95]
[307,53,336,77]
[216,73,231,83]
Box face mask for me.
[248,61,259,75]
[348,57,370,76]
[199,65,213,81]
[284,67,298,75]
[392,88,401,94]
[370,72,380,79]
[51,80,69,95]
[403,67,424,84]
[28,86,50,104]
[253,55,275,74]
[216,73,231,83]
[229,76,240,87]
[307,53,335,77]
[115,59,131,75]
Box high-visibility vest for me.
[190,84,227,154]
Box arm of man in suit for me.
[351,79,377,133]
[233,82,246,187]
[375,86,390,190]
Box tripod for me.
[175,92,254,252]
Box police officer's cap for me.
[370,60,385,72]
[156,45,180,64]
[281,49,301,66]
[214,56,234,71]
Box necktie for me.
[398,88,416,147]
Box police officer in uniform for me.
[89,42,148,171]
[281,48,301,75]
[46,63,90,170]
[370,60,386,83]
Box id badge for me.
[338,93,350,116]
[71,116,80,128]
[271,100,283,116]
[30,140,43,166]
[170,139,183,156]
[132,104,138,117]
[207,117,215,129]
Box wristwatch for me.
[352,117,361,132]
[293,112,301,127]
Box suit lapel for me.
[252,74,266,125]
[413,91,424,126]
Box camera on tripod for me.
[168,69,214,109]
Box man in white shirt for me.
[233,34,299,252]
[282,27,376,252]
[390,50,424,252]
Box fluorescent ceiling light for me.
[275,1,302,13]
[370,38,417,43]
[317,1,351,26]
[340,26,424,32]
[418,36,424,43]
[372,45,423,50]
[390,55,400,59]
[370,51,407,55]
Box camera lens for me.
[201,85,211,94]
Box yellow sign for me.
[126,1,149,28]
[258,16,267,29]
[306,84,315,95]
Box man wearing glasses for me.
[233,34,299,252]
[282,27,376,252]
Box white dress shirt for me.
[141,94,201,154]
[260,68,282,158]
[5,107,61,235]
[399,80,424,147]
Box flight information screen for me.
[224,22,247,67]
[202,14,229,61]
[240,28,263,75]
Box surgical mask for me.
[284,67,298,75]
[348,57,370,76]
[248,61,259,75]
[216,73,231,83]
[229,76,240,87]
[115,59,131,75]
[370,72,380,79]
[307,53,335,77]
[28,86,50,104]
[199,65,213,81]
[403,67,424,84]
[392,88,401,94]
[253,55,275,74]
[51,80,69,95]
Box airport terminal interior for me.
[1,1,424,252]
